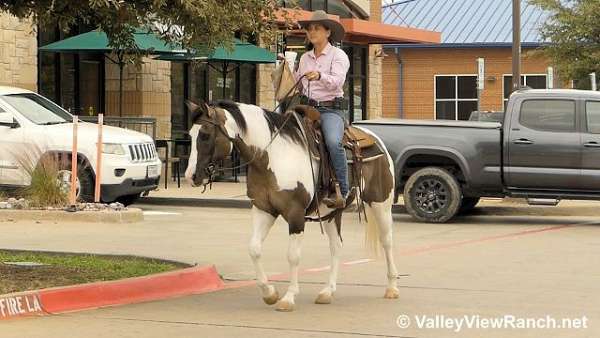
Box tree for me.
[531,0,600,89]
[0,0,291,54]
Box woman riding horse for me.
[296,10,350,209]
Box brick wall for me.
[369,0,381,23]
[382,47,554,119]
[0,13,37,91]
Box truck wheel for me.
[116,193,140,206]
[404,167,462,223]
[459,197,480,215]
[56,164,95,203]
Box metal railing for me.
[78,116,157,140]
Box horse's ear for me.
[205,103,215,118]
[186,100,200,113]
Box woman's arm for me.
[318,50,350,91]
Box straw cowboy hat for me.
[298,10,345,43]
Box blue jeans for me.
[319,108,349,196]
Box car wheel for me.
[56,163,95,203]
[116,193,140,206]
[403,167,462,223]
[458,197,480,215]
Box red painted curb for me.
[0,265,224,320]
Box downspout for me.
[395,47,404,118]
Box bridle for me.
[193,74,306,192]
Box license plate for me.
[147,165,160,178]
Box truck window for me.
[586,101,600,133]
[519,100,575,132]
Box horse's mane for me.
[212,100,304,146]
[213,100,248,134]
[261,108,305,146]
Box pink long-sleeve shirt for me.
[294,43,350,102]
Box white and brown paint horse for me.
[185,100,399,311]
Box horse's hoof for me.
[262,289,279,305]
[275,300,295,312]
[384,287,399,299]
[315,292,332,304]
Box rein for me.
[196,74,306,190]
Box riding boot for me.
[323,182,346,209]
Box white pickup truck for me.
[0,86,161,205]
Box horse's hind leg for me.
[366,200,399,299]
[315,215,343,304]
[249,206,279,305]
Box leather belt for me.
[299,96,347,110]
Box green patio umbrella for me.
[40,29,183,116]
[158,38,276,99]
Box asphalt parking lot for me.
[1,203,599,337]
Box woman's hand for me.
[304,71,321,81]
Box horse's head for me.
[184,101,233,187]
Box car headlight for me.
[102,143,126,155]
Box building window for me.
[434,75,478,120]
[343,45,367,123]
[503,75,547,110]
[37,24,105,115]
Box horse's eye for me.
[199,132,211,141]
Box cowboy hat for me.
[298,10,345,43]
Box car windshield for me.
[2,93,72,125]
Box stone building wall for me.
[0,13,37,91]
[105,57,172,139]
[256,63,277,111]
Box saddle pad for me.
[345,143,384,163]
[344,127,376,149]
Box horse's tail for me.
[354,126,396,258]
[364,206,382,257]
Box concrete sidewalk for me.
[144,181,600,217]
[1,205,599,337]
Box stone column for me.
[105,57,172,139]
[366,0,383,119]
[0,13,37,91]
[256,63,276,111]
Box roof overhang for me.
[340,18,440,44]
[276,9,440,45]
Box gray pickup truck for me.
[355,89,600,222]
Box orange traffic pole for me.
[70,116,78,205]
[94,114,103,203]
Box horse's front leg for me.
[276,209,305,312]
[315,217,342,304]
[249,206,278,305]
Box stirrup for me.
[323,182,345,209]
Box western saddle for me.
[293,105,384,212]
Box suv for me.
[0,86,161,205]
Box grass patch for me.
[0,250,187,295]
[18,154,68,208]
